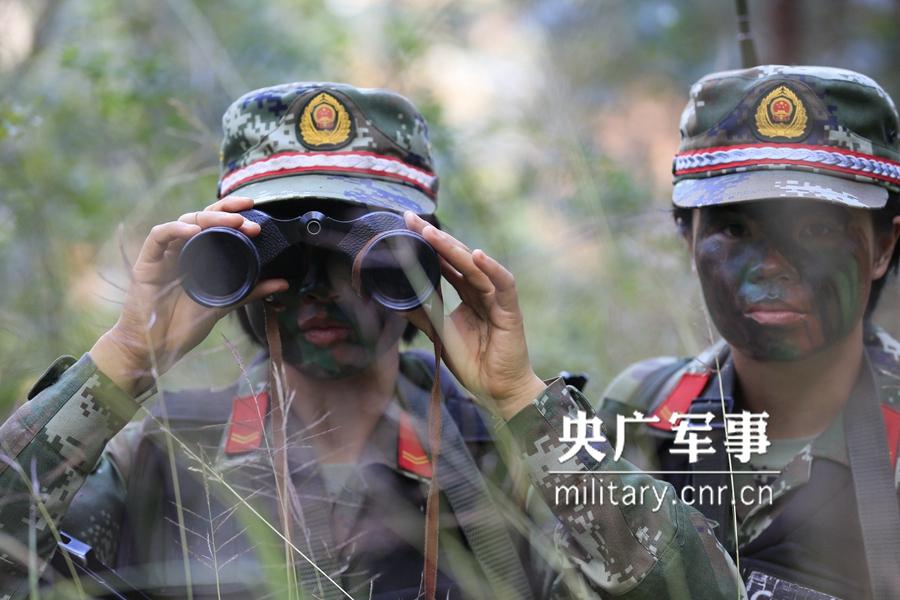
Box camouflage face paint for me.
[693,201,875,361]
[246,251,407,379]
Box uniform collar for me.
[215,356,434,481]
[700,349,850,467]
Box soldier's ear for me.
[236,301,267,347]
[672,206,694,247]
[872,215,900,279]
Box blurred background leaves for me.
[2,0,899,414]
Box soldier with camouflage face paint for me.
[585,66,900,600]
[406,64,900,600]
[0,83,743,599]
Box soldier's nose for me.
[747,244,799,284]
[298,255,337,302]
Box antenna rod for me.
[735,0,759,67]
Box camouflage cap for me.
[673,65,900,209]
[218,82,438,214]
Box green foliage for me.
[2,0,899,412]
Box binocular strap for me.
[423,336,443,600]
[350,237,375,297]
[264,304,302,594]
[844,357,900,600]
[262,302,445,599]
[349,234,444,598]
[266,304,351,599]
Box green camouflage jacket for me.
[595,326,900,599]
[0,351,744,599]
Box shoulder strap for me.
[628,358,691,408]
[628,358,733,548]
[140,385,238,452]
[148,385,238,424]
[624,358,715,433]
[630,358,692,412]
[402,351,534,599]
[844,357,900,599]
[401,349,492,441]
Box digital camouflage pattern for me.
[505,379,743,599]
[0,352,746,599]
[594,326,900,597]
[673,66,900,209]
[0,355,147,579]
[218,82,438,214]
[0,79,747,598]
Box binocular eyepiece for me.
[178,209,441,312]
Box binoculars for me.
[178,209,441,311]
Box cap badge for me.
[754,85,809,140]
[298,92,353,149]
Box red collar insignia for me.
[397,411,432,479]
[647,372,711,431]
[881,404,900,467]
[224,392,269,455]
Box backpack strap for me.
[622,356,733,548]
[147,385,238,424]
[844,356,900,599]
[142,384,239,452]
[617,357,704,432]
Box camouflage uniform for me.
[0,83,743,599]
[598,66,900,600]
[0,353,743,599]
[597,327,900,600]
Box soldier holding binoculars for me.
[0,83,742,599]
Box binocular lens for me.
[178,210,441,312]
[179,228,260,308]
[360,232,440,311]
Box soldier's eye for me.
[722,223,748,238]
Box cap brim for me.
[673,171,888,209]
[225,174,436,215]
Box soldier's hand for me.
[90,197,289,395]
[404,212,546,420]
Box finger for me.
[161,232,193,256]
[437,256,467,292]
[177,210,242,227]
[473,249,521,312]
[405,213,473,253]
[403,211,428,235]
[421,226,492,294]
[204,196,254,212]
[424,224,472,253]
[439,255,463,279]
[178,211,261,236]
[439,263,488,317]
[138,222,202,264]
[159,236,193,269]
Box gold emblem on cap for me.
[299,92,352,147]
[755,85,808,139]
